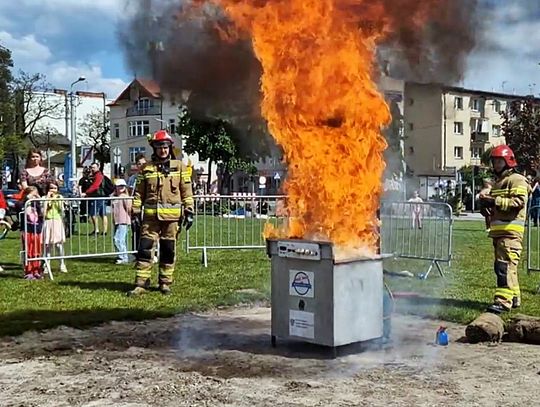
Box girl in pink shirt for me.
[111,179,132,264]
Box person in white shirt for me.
[408,190,424,229]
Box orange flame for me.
[197,0,438,255]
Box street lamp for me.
[69,76,86,192]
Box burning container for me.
[267,239,385,350]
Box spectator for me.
[21,186,44,280]
[127,154,147,196]
[81,162,108,235]
[111,179,132,264]
[530,178,540,227]
[43,181,68,273]
[0,190,6,273]
[408,190,423,229]
[20,148,54,196]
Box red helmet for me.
[490,144,517,168]
[148,129,174,146]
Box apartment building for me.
[403,83,519,176]
[108,78,212,183]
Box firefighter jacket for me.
[133,159,194,221]
[488,169,528,238]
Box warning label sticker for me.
[289,310,315,339]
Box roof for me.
[107,78,161,106]
[407,81,540,103]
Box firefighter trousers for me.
[492,236,522,310]
[135,220,178,286]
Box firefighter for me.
[479,145,528,314]
[128,130,194,296]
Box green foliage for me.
[177,106,259,190]
[460,164,492,188]
[501,97,540,175]
[78,109,110,168]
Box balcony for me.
[471,131,489,143]
[126,105,161,117]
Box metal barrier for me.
[22,196,137,280]
[380,201,453,279]
[187,194,288,266]
[526,205,540,274]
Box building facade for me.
[108,78,213,185]
[403,83,516,177]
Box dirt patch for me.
[1,306,539,406]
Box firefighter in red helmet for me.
[128,129,194,296]
[479,145,528,314]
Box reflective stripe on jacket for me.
[488,170,528,238]
[132,159,194,221]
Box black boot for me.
[486,303,510,315]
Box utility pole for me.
[69,76,86,193]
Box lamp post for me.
[69,76,86,192]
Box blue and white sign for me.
[289,270,314,298]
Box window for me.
[492,125,501,137]
[128,120,150,138]
[408,146,414,155]
[454,146,463,159]
[408,123,414,131]
[454,96,463,110]
[472,147,483,159]
[134,98,151,110]
[408,98,414,106]
[129,147,146,163]
[493,100,501,113]
[471,98,481,111]
[454,121,463,134]
[113,123,120,139]
[169,118,176,135]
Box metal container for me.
[267,239,384,349]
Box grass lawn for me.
[1,218,539,337]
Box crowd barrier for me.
[379,201,453,279]
[186,194,288,267]
[22,196,137,280]
[526,205,540,292]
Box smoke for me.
[118,0,482,121]
[118,0,262,121]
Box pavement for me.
[455,212,484,221]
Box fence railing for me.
[22,196,137,280]
[527,205,540,274]
[379,201,453,279]
[187,194,288,266]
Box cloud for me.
[0,30,127,99]
[463,0,540,95]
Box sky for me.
[0,0,539,100]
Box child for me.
[42,182,67,273]
[0,190,6,272]
[111,179,132,264]
[408,190,423,229]
[477,179,493,232]
[21,186,44,280]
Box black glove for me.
[182,208,194,231]
[131,214,141,228]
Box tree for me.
[501,97,540,175]
[11,71,64,145]
[78,109,110,171]
[0,45,13,142]
[177,106,259,193]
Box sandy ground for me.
[1,306,539,407]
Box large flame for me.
[195,0,438,254]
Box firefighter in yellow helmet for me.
[479,145,528,314]
[128,129,194,296]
